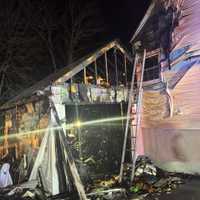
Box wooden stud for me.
[114,48,119,87]
[83,67,87,84]
[105,52,109,85]
[94,60,98,85]
[124,56,128,87]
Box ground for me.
[133,176,200,200]
[153,178,200,200]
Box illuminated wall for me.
[141,63,200,174]
[0,100,49,159]
[131,0,200,174]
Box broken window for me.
[144,55,160,81]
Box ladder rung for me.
[120,50,146,180]
[126,149,136,152]
[128,148,136,150]
[130,116,136,118]
[131,149,136,152]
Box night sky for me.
[0,0,151,101]
[99,0,151,44]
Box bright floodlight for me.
[75,120,82,128]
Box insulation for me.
[142,90,170,126]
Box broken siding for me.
[142,62,200,127]
[144,50,200,172]
[0,100,49,158]
[173,0,200,53]
[142,90,170,126]
[141,62,200,174]
[135,0,200,174]
[170,62,200,128]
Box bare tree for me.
[22,0,58,72]
[0,0,45,102]
[0,1,29,99]
[22,0,103,69]
[60,0,103,64]
[0,0,104,103]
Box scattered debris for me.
[22,190,35,199]
[127,156,185,199]
[0,155,190,200]
[87,188,127,200]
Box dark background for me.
[0,0,151,102]
[99,0,150,44]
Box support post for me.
[124,56,128,87]
[84,67,87,84]
[114,48,119,87]
[51,101,88,200]
[105,52,109,85]
[75,103,83,162]
[94,60,98,85]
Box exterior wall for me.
[141,63,200,174]
[0,100,49,158]
[132,0,200,174]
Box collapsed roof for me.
[0,40,133,111]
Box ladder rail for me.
[119,49,146,183]
[119,54,138,183]
[130,49,146,182]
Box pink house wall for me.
[140,63,200,173]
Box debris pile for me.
[87,188,127,200]
[86,176,128,200]
[86,156,186,200]
[0,156,192,200]
[129,156,185,199]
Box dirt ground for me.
[143,177,200,200]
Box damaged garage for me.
[0,0,200,199]
[0,40,134,199]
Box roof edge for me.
[130,0,156,43]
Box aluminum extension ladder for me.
[119,49,146,183]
